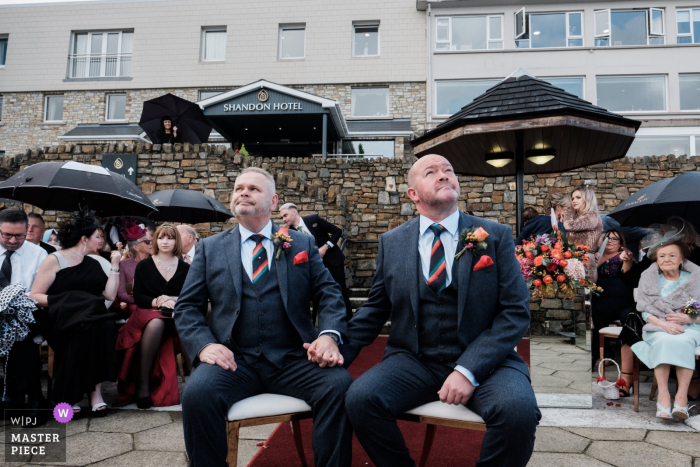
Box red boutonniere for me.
[273,228,293,260]
[455,227,489,260]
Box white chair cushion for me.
[405,401,485,424]
[227,394,312,422]
[696,347,700,357]
[599,327,622,337]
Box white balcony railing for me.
[68,53,132,78]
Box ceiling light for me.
[526,148,556,165]
[533,31,541,35]
[245,128,248,130]
[279,128,282,130]
[313,127,316,130]
[485,151,513,168]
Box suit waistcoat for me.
[417,260,461,365]
[231,262,304,368]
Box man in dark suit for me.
[174,167,352,467]
[280,203,352,320]
[309,155,540,467]
[26,213,56,254]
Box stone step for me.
[350,297,368,308]
[349,288,370,298]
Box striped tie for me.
[250,234,268,285]
[428,224,447,295]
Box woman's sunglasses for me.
[136,238,152,245]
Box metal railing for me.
[68,53,132,78]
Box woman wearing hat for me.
[116,224,152,316]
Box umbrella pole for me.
[515,131,524,235]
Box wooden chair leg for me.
[650,375,658,401]
[633,355,640,412]
[599,335,605,378]
[227,421,240,467]
[418,424,437,467]
[291,420,308,467]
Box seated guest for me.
[96,228,113,262]
[114,224,189,409]
[176,225,197,264]
[117,224,152,315]
[514,193,569,245]
[43,229,59,248]
[27,213,56,254]
[29,209,122,415]
[632,227,700,420]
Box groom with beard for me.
[175,167,352,467]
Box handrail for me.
[68,53,132,78]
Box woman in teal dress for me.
[632,234,700,420]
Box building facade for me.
[0,0,426,157]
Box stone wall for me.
[3,144,698,334]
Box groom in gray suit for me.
[310,155,540,466]
[175,167,352,467]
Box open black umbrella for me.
[148,189,233,223]
[608,172,700,228]
[139,93,212,144]
[0,161,157,217]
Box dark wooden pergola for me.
[412,70,641,233]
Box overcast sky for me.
[0,0,101,4]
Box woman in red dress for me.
[114,224,189,408]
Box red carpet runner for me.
[247,335,533,467]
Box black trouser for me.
[4,330,43,401]
[313,262,352,322]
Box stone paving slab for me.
[90,451,189,467]
[133,423,186,452]
[533,427,590,453]
[527,452,612,467]
[586,440,692,467]
[89,411,172,434]
[61,432,133,466]
[645,431,700,457]
[240,424,278,440]
[563,427,647,441]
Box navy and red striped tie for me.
[428,224,447,295]
[251,234,268,284]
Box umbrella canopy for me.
[139,93,212,144]
[412,69,641,233]
[148,189,233,223]
[608,172,700,228]
[0,161,157,217]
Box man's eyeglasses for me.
[0,231,27,241]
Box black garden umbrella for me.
[139,93,212,144]
[608,171,700,229]
[0,161,157,217]
[148,189,233,223]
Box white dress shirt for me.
[0,240,48,290]
[183,245,196,264]
[417,210,478,388]
[296,218,335,249]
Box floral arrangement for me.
[455,227,489,259]
[273,228,293,260]
[516,228,602,301]
[682,297,700,316]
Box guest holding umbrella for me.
[114,224,189,409]
[159,117,181,145]
[116,224,152,316]
[29,209,122,415]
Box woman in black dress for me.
[30,209,122,415]
[114,224,189,408]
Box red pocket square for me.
[473,255,494,271]
[293,251,309,265]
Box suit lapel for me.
[457,212,473,326]
[272,224,289,312]
[227,227,243,312]
[404,219,421,324]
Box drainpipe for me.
[426,3,432,130]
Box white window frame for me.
[44,95,64,123]
[353,21,380,57]
[0,35,7,67]
[596,74,668,113]
[278,24,306,60]
[69,30,133,78]
[633,127,700,157]
[677,8,699,43]
[435,15,504,51]
[351,87,390,118]
[540,76,586,100]
[201,27,227,62]
[594,8,666,46]
[679,73,700,112]
[434,79,502,117]
[517,11,584,49]
[105,93,127,122]
[0,95,3,121]
[650,8,665,36]
[515,7,527,39]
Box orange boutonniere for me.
[273,227,293,260]
[455,227,489,260]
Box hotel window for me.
[627,136,692,157]
[596,76,666,112]
[677,9,700,43]
[680,74,700,111]
[0,96,3,121]
[594,9,665,46]
[351,88,389,117]
[106,94,127,121]
[540,77,584,99]
[342,140,395,158]
[435,79,500,116]
[0,36,7,66]
[353,22,379,57]
[69,31,133,78]
[279,24,305,59]
[202,28,226,61]
[199,90,227,101]
[436,15,504,51]
[514,10,583,48]
[44,95,64,122]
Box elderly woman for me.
[29,209,122,415]
[116,224,152,315]
[632,231,700,420]
[114,224,189,409]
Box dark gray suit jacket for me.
[344,211,531,383]
[174,223,347,364]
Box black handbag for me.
[619,310,644,347]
